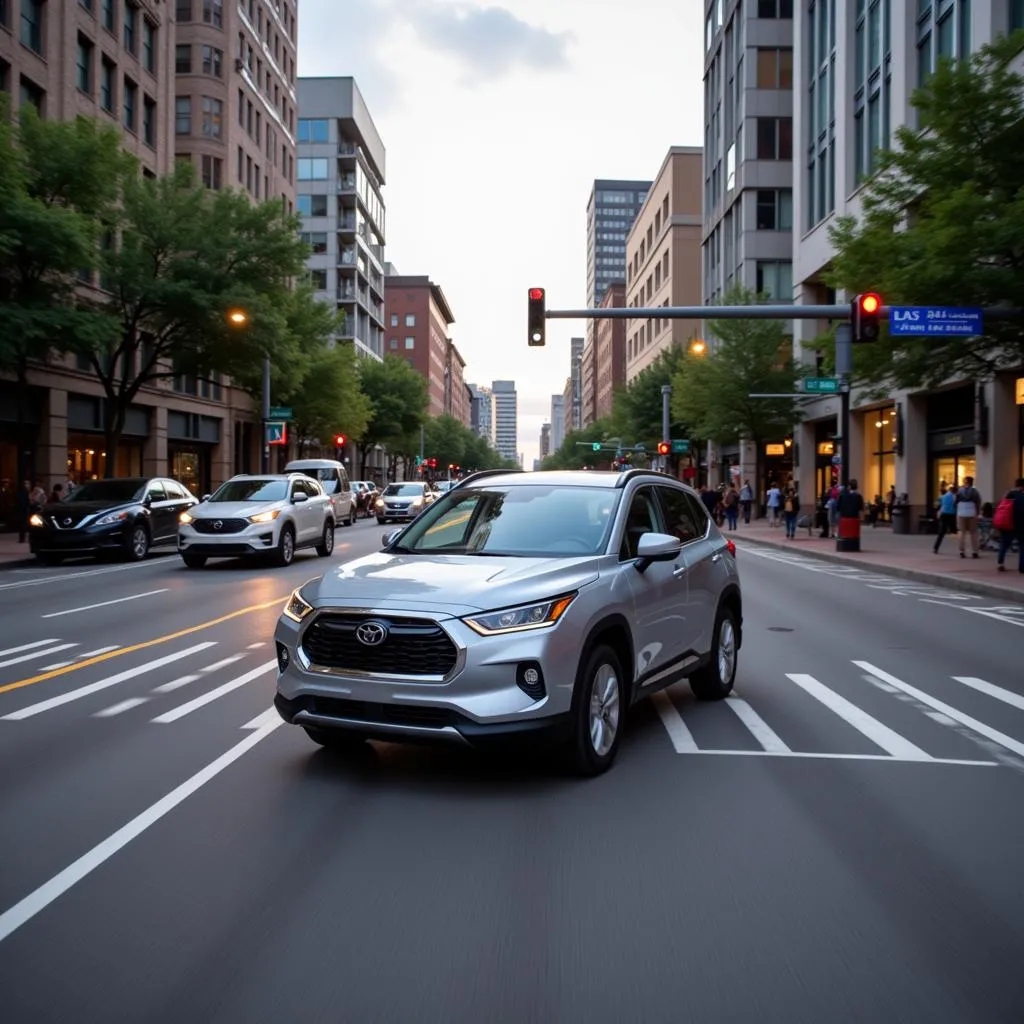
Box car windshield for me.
[396,485,620,557]
[296,469,339,494]
[209,479,288,502]
[64,480,146,504]
[383,484,424,497]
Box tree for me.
[671,285,800,488]
[827,32,1024,390]
[615,347,690,447]
[286,342,371,451]
[0,106,126,481]
[74,162,323,474]
[355,355,428,477]
[423,414,467,471]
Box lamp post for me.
[226,309,270,474]
[689,338,713,486]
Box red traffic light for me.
[334,434,346,447]
[859,293,880,314]
[528,287,544,301]
[657,442,670,456]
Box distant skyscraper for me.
[468,384,495,443]
[586,180,652,309]
[539,422,551,460]
[550,395,566,451]
[491,381,518,461]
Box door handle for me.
[672,565,686,577]
[711,553,722,563]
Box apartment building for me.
[539,422,551,461]
[491,380,518,462]
[594,282,627,422]
[579,340,596,428]
[625,147,704,381]
[791,2,1024,520]
[297,76,386,361]
[468,384,494,443]
[549,394,565,452]
[565,336,584,432]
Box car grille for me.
[302,614,458,677]
[191,518,248,535]
[50,514,90,530]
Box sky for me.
[297,0,705,466]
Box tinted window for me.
[146,482,167,503]
[295,468,340,494]
[685,493,711,535]
[66,480,147,504]
[210,479,288,502]
[164,481,188,500]
[620,488,661,560]
[302,478,322,497]
[657,486,701,544]
[400,485,620,557]
[383,483,425,497]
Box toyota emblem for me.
[355,621,388,646]
[213,520,223,530]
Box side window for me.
[685,493,710,537]
[412,494,481,550]
[338,466,349,491]
[290,479,304,500]
[657,486,700,544]
[619,487,661,561]
[304,478,322,497]
[164,480,187,500]
[146,481,167,503]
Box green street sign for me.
[414,456,423,466]
[592,442,601,451]
[670,439,690,454]
[268,406,293,420]
[803,377,840,394]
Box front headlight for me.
[95,510,130,526]
[283,588,314,623]
[179,511,194,524]
[374,497,384,507]
[28,513,44,527]
[463,593,577,636]
[249,509,281,524]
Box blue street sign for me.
[889,306,983,337]
[265,421,286,444]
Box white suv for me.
[178,473,334,568]
[284,459,356,528]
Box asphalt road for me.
[0,525,1022,1023]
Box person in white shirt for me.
[766,484,782,527]
[955,476,982,559]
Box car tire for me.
[125,523,150,562]
[303,726,367,752]
[347,506,356,527]
[181,553,207,569]
[689,604,739,701]
[376,517,386,525]
[316,521,335,557]
[274,524,296,567]
[566,643,625,777]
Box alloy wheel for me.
[588,663,621,757]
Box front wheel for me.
[376,517,386,525]
[689,604,739,701]
[125,523,150,562]
[565,644,625,777]
[315,521,335,557]
[274,524,295,567]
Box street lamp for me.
[227,307,271,474]
[689,339,707,356]
[227,309,249,327]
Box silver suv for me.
[273,469,742,775]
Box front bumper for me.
[30,523,128,555]
[374,504,422,520]
[273,607,580,749]
[178,522,278,558]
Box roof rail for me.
[614,468,672,488]
[451,468,523,490]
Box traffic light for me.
[851,292,882,343]
[657,441,670,456]
[528,287,546,346]
[592,442,601,452]
[334,434,346,447]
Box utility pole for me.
[261,356,271,474]
[835,324,852,491]
[660,385,671,473]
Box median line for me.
[0,596,289,697]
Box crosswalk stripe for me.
[785,673,933,761]
[0,644,77,670]
[0,640,62,660]
[951,676,1024,713]
[855,662,1024,761]
[726,695,791,752]
[152,674,200,694]
[151,661,277,724]
[651,691,699,753]
[94,698,149,718]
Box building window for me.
[296,158,328,180]
[309,269,327,290]
[916,2,973,91]
[101,0,114,32]
[175,44,191,73]
[756,48,793,89]
[853,0,891,183]
[295,194,327,217]
[76,36,94,94]
[755,261,793,300]
[176,0,190,20]
[201,154,222,189]
[142,20,154,73]
[202,0,221,28]
[19,76,44,113]
[100,59,115,112]
[300,232,328,254]
[80,0,94,11]
[123,2,136,54]
[297,118,330,143]
[174,95,191,134]
[1013,0,1024,31]
[123,78,137,132]
[757,0,794,15]
[201,45,222,76]
[755,189,793,230]
[755,117,792,160]
[201,96,222,138]
[404,337,415,350]
[390,313,398,327]
[142,96,155,146]
[806,0,836,228]
[20,0,43,54]
[389,337,398,350]
[404,314,416,327]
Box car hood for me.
[191,501,284,519]
[305,551,601,617]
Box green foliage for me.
[671,285,799,446]
[827,32,1024,389]
[614,347,690,445]
[285,341,371,448]
[542,418,616,469]
[355,355,429,473]
[424,414,466,469]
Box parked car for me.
[285,459,356,528]
[273,468,742,775]
[373,481,437,524]
[178,473,334,568]
[29,477,198,565]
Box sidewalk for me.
[730,517,1024,602]
[0,533,36,568]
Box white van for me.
[284,459,356,528]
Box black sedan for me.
[29,477,198,564]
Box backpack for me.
[993,496,1015,533]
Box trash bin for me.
[891,505,910,535]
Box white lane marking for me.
[0,559,167,592]
[41,589,169,619]
[952,676,1024,712]
[242,707,278,730]
[77,646,120,659]
[151,661,276,724]
[39,661,74,671]
[0,717,283,945]
[200,655,244,674]
[921,603,1024,628]
[855,662,1024,760]
[0,643,77,670]
[0,639,62,659]
[651,690,699,753]
[785,673,933,761]
[2,643,218,720]
[675,750,995,766]
[246,642,266,650]
[93,697,149,718]
[726,695,791,752]
[152,674,200,694]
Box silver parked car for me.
[273,469,742,775]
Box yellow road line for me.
[0,596,289,696]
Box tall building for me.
[702,1,794,306]
[550,394,565,452]
[539,422,551,460]
[594,283,627,421]
[468,384,494,443]
[625,147,704,381]
[297,76,386,360]
[561,375,574,442]
[176,0,298,205]
[491,380,518,462]
[384,274,457,418]
[567,336,585,431]
[586,179,652,309]
[580,341,597,428]
[791,2,1024,521]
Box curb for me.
[734,534,1024,604]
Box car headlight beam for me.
[95,510,130,526]
[28,513,44,527]
[179,511,194,524]
[249,509,281,524]
[463,593,577,636]
[283,588,314,623]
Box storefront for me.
[812,418,838,498]
[864,405,898,503]
[167,411,221,497]
[764,440,794,494]
[927,385,976,504]
[66,395,148,482]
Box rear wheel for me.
[565,644,625,777]
[347,505,356,527]
[316,521,335,557]
[689,604,738,701]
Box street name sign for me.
[670,440,690,454]
[804,377,841,394]
[889,306,983,337]
[268,406,292,420]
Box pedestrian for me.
[837,478,865,527]
[766,482,782,528]
[49,483,63,504]
[933,484,957,554]
[783,487,800,539]
[739,479,753,523]
[955,475,982,559]
[993,478,1024,574]
[723,484,739,531]
[16,479,31,543]
[29,481,46,510]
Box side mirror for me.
[143,495,154,506]
[201,494,211,503]
[292,492,309,503]
[382,529,402,547]
[634,532,682,574]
